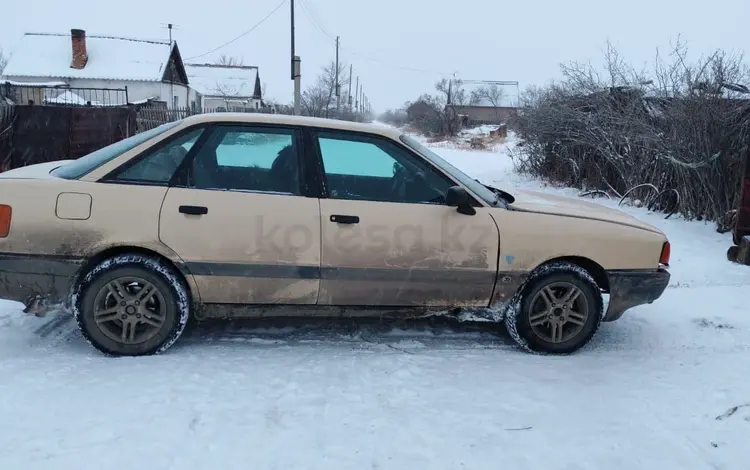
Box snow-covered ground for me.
[2,131,750,470]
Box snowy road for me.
[1,136,750,470]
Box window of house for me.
[173,95,179,109]
[316,132,453,204]
[189,126,301,195]
[108,128,204,184]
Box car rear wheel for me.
[504,262,603,354]
[73,254,191,356]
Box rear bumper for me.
[0,253,83,314]
[603,268,670,322]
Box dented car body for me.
[0,114,671,354]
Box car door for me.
[313,130,500,307]
[159,124,321,305]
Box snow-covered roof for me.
[2,32,175,82]
[184,63,259,97]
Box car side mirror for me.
[445,186,476,215]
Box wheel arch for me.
[532,256,609,292]
[71,245,200,304]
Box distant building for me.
[449,81,518,125]
[184,63,262,112]
[1,29,196,109]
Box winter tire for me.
[504,261,603,354]
[73,254,191,357]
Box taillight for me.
[0,205,11,238]
[659,241,671,266]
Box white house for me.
[184,63,262,112]
[1,29,197,109]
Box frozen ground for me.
[1,131,750,470]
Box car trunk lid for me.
[0,160,74,180]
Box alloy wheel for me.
[92,276,167,345]
[528,281,589,343]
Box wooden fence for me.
[134,105,277,133]
[0,104,16,171]
[1,105,135,171]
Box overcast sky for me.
[1,0,748,111]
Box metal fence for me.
[0,83,129,107]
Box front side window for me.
[400,134,500,206]
[189,126,301,195]
[316,132,453,204]
[109,128,204,184]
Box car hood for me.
[507,189,663,234]
[0,160,74,179]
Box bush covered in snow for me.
[512,41,750,228]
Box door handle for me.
[179,205,208,215]
[330,214,359,224]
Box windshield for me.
[51,121,182,179]
[400,134,502,206]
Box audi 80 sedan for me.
[0,113,670,356]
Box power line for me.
[185,0,287,61]
[297,0,449,76]
[298,0,336,42]
[339,46,454,76]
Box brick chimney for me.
[70,29,88,69]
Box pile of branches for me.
[511,41,750,227]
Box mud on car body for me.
[0,113,670,356]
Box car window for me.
[316,132,453,204]
[319,138,394,177]
[109,129,203,184]
[189,126,301,195]
[400,134,500,206]
[51,121,181,180]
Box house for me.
[449,81,518,125]
[184,63,262,112]
[1,29,197,109]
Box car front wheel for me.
[73,254,191,356]
[504,261,603,354]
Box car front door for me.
[313,130,499,307]
[158,124,321,305]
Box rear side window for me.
[188,126,302,195]
[107,129,204,185]
[51,121,181,179]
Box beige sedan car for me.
[0,114,670,356]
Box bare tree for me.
[216,55,244,67]
[512,40,750,227]
[0,48,6,75]
[470,84,505,107]
[436,78,467,106]
[300,60,352,119]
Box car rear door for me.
[312,130,499,307]
[158,124,321,305]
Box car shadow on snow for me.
[13,309,660,357]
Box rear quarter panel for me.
[0,179,176,260]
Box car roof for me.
[178,113,403,139]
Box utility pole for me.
[347,64,353,114]
[291,0,301,114]
[335,36,340,114]
[354,77,359,114]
